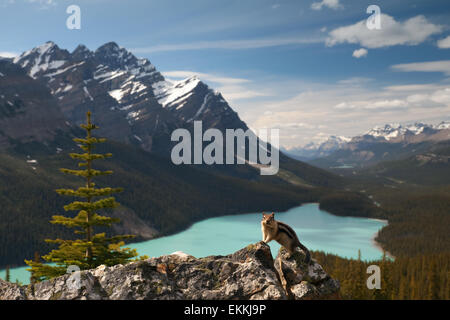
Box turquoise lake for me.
[1,203,387,284]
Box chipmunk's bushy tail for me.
[297,241,311,264]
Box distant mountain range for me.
[283,135,351,161]
[364,122,450,141]
[285,121,450,168]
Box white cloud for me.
[338,77,372,86]
[352,48,368,58]
[27,0,55,4]
[271,122,316,129]
[326,14,443,49]
[0,51,17,58]
[271,4,280,9]
[1,0,57,8]
[131,36,324,53]
[391,60,450,76]
[334,102,357,110]
[364,99,408,109]
[406,94,429,103]
[430,88,450,104]
[246,80,450,148]
[217,85,270,100]
[334,99,409,110]
[437,35,450,49]
[385,84,441,92]
[26,0,57,9]
[311,0,342,11]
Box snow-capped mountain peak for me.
[93,42,158,79]
[10,41,246,154]
[13,41,69,78]
[285,135,351,160]
[364,122,438,141]
[434,121,450,130]
[286,120,449,161]
[72,44,93,61]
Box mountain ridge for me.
[12,41,245,156]
[287,121,450,168]
[8,41,342,187]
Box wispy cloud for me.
[311,0,342,11]
[326,14,443,56]
[0,51,18,58]
[131,36,324,54]
[337,77,373,86]
[163,70,250,85]
[391,60,450,76]
[27,0,56,4]
[384,83,444,92]
[2,0,57,9]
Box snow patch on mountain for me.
[187,92,211,122]
[44,61,85,78]
[153,76,201,108]
[108,79,147,103]
[83,86,94,101]
[94,69,126,83]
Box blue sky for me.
[1,0,450,147]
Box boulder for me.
[274,246,340,300]
[0,242,339,300]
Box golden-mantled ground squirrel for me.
[261,212,311,263]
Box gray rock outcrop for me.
[275,246,340,300]
[0,242,339,300]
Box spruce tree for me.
[26,111,139,281]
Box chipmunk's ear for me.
[270,212,275,217]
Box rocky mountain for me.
[284,135,351,161]
[0,59,73,151]
[8,41,341,187]
[12,41,245,156]
[359,122,450,143]
[306,121,450,169]
[0,242,340,300]
[360,140,450,186]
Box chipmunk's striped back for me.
[261,212,311,263]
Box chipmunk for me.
[261,212,311,263]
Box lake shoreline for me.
[371,235,395,260]
[0,202,389,283]
[2,199,388,269]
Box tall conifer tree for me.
[26,111,139,281]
